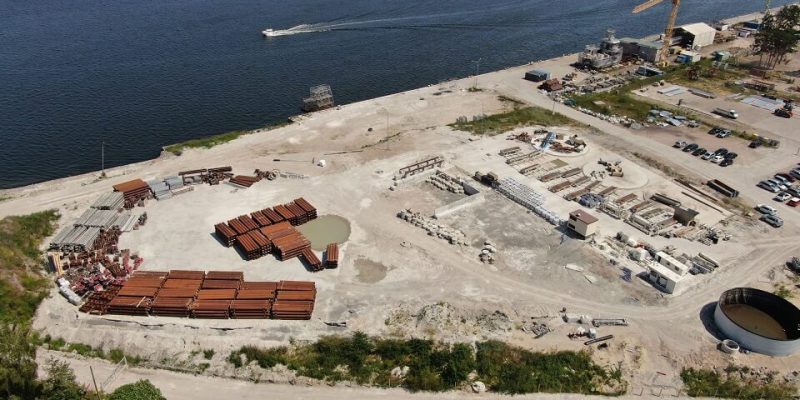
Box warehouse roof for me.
[677,23,716,39]
[570,210,598,224]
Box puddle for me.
[354,258,388,283]
[296,214,351,251]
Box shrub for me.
[109,379,165,400]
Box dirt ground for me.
[8,7,800,397]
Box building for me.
[647,262,684,294]
[524,69,550,82]
[646,251,690,294]
[567,210,598,239]
[619,37,661,63]
[674,23,716,49]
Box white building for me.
[647,251,690,294]
[675,23,716,49]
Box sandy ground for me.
[7,6,800,397]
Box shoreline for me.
[0,6,781,206]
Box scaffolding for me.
[302,84,334,112]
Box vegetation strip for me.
[228,333,625,394]
[449,105,581,135]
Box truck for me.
[713,108,739,119]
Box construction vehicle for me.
[632,0,681,66]
[599,159,624,177]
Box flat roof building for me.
[675,23,716,49]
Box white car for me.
[774,192,792,202]
[701,151,714,160]
[774,175,791,185]
[767,179,788,191]
[710,155,724,163]
[756,204,778,215]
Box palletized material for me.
[325,243,339,269]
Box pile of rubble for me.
[427,170,465,194]
[397,209,468,246]
[573,106,640,126]
[479,240,497,264]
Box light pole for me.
[472,58,482,89]
[101,141,106,178]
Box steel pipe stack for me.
[113,179,152,208]
[300,248,323,272]
[325,243,339,269]
[214,223,237,247]
[272,280,316,320]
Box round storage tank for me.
[714,287,800,356]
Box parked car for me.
[701,151,714,160]
[756,204,778,215]
[724,152,738,160]
[767,179,788,191]
[761,214,784,228]
[708,127,722,135]
[692,147,706,156]
[788,198,800,207]
[786,187,800,197]
[683,143,699,152]
[776,173,796,183]
[674,141,687,149]
[791,168,800,179]
[711,155,724,163]
[774,192,792,202]
[758,181,780,193]
[716,130,732,138]
[713,148,728,157]
[749,140,762,148]
[774,175,792,186]
[720,159,734,167]
[713,108,739,119]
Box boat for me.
[262,28,279,37]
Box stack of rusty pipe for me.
[272,281,316,320]
[106,271,166,315]
[229,175,260,188]
[112,179,153,209]
[151,270,203,317]
[324,243,339,269]
[300,248,323,272]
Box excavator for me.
[632,0,681,66]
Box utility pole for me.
[90,366,101,400]
[472,58,482,88]
[101,141,106,178]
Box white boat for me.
[262,28,279,37]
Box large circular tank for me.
[714,288,800,356]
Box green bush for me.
[681,367,796,399]
[39,358,85,400]
[228,334,619,394]
[202,349,214,360]
[109,379,166,400]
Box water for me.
[0,0,788,188]
[722,304,789,340]
[296,215,351,250]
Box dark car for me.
[777,173,796,183]
[724,152,738,160]
[720,159,734,167]
[683,143,699,152]
[713,148,728,157]
[709,127,723,135]
[749,140,762,148]
[692,147,706,156]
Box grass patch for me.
[163,121,292,155]
[0,210,59,324]
[203,349,215,360]
[467,87,484,92]
[449,106,581,135]
[228,334,624,394]
[40,336,146,366]
[681,367,796,399]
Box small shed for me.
[675,23,716,48]
[567,210,598,239]
[525,69,550,82]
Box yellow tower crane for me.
[632,0,681,66]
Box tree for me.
[0,324,39,399]
[754,5,800,69]
[39,358,86,400]
[108,380,165,400]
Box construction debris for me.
[397,209,469,246]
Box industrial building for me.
[715,288,800,356]
[620,38,661,63]
[673,23,716,49]
[566,210,598,239]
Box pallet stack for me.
[214,223,237,247]
[272,281,316,320]
[112,179,153,209]
[300,248,323,272]
[325,243,339,269]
